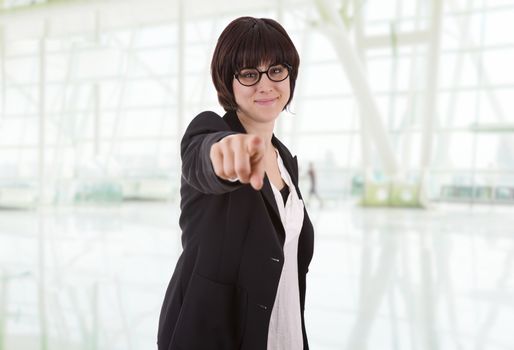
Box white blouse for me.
[267,149,305,350]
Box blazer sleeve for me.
[180,111,244,195]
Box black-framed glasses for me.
[234,63,292,86]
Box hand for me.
[210,134,266,190]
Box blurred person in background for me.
[306,161,323,209]
[157,16,315,350]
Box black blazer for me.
[157,110,315,350]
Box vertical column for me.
[94,84,100,156]
[175,0,185,249]
[38,22,48,205]
[37,20,49,350]
[94,11,101,158]
[0,25,5,120]
[469,2,487,206]
[176,0,185,151]
[419,0,442,203]
[353,0,371,180]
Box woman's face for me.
[232,63,290,125]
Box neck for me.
[236,111,276,150]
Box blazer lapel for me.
[275,146,297,185]
[261,174,284,235]
[272,135,300,197]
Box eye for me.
[269,65,286,77]
[240,70,258,79]
[270,66,284,74]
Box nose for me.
[256,72,274,92]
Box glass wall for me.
[0,0,513,208]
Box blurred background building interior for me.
[0,0,513,349]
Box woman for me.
[157,16,315,350]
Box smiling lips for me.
[254,97,278,105]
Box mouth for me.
[254,97,278,106]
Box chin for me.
[256,110,282,122]
[255,105,285,117]
[237,104,284,123]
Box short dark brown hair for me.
[211,17,300,111]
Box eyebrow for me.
[239,62,280,70]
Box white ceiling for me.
[0,0,312,41]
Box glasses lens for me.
[237,69,260,86]
[236,64,290,86]
[268,64,289,82]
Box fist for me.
[210,134,266,190]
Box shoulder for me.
[189,110,227,127]
[184,110,231,134]
[195,110,223,120]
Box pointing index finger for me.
[246,135,265,158]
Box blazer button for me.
[257,304,268,310]
[270,257,280,263]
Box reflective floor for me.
[0,201,513,350]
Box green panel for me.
[361,181,423,208]
[74,180,123,204]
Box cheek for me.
[232,81,250,104]
[232,80,240,102]
[280,81,291,100]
